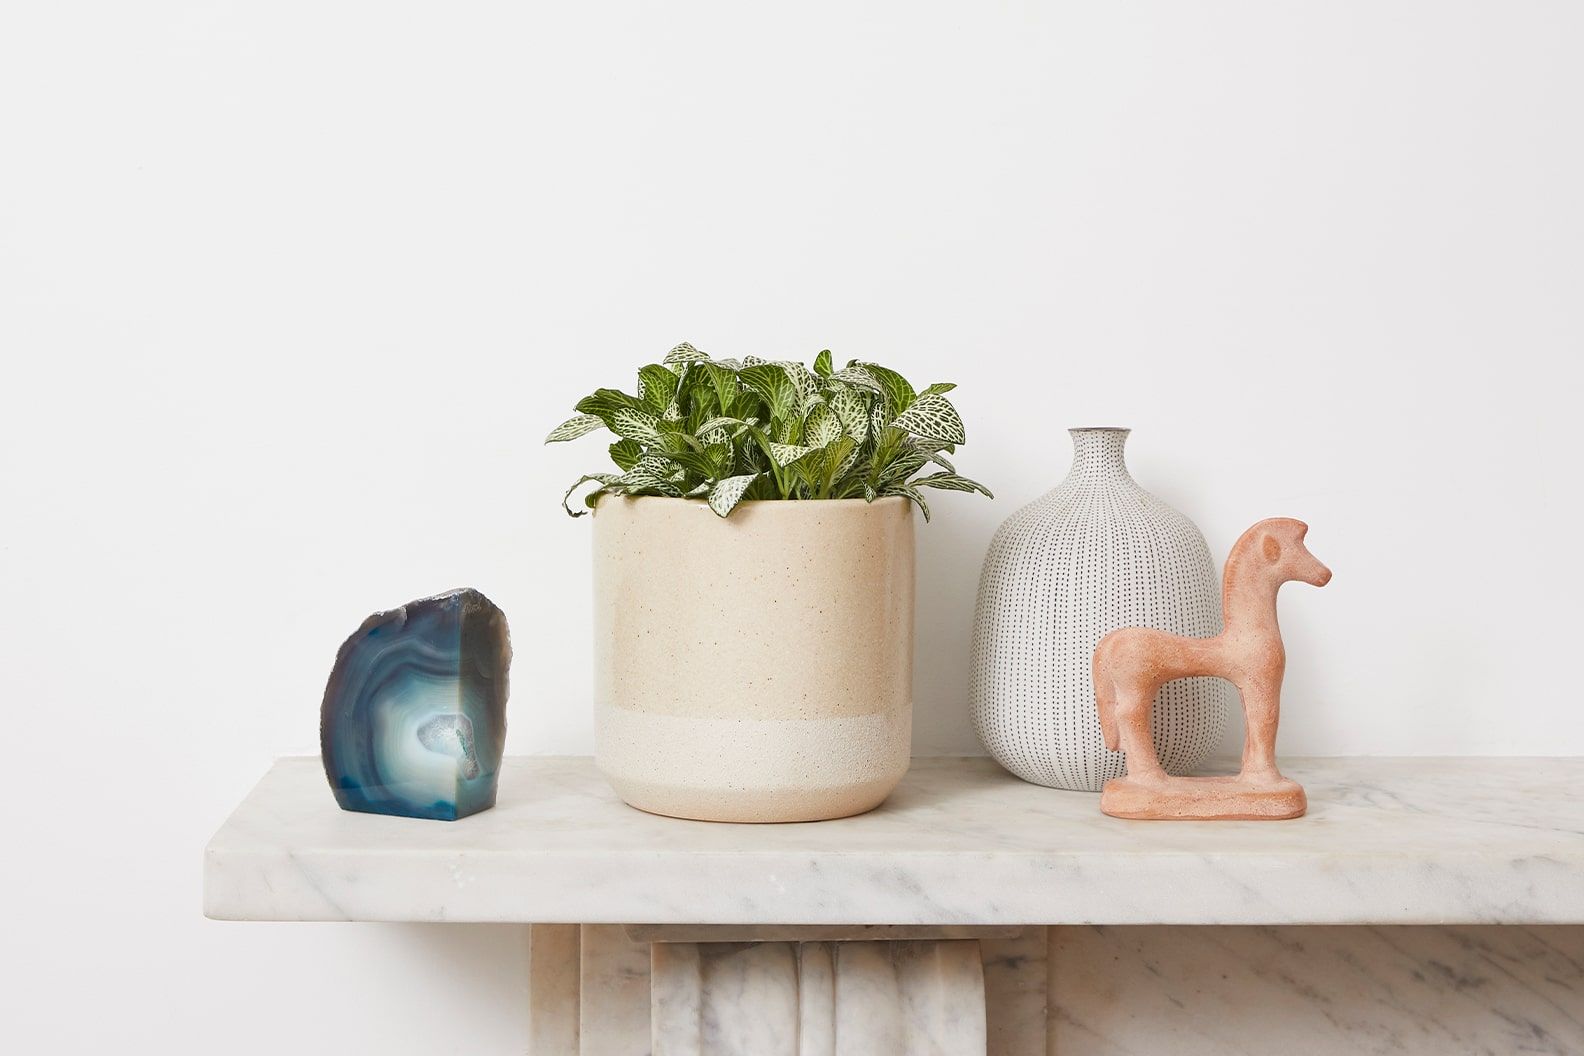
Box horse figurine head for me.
[1241,517,1332,589]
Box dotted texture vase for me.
[970,428,1230,791]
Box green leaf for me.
[877,449,929,485]
[859,363,916,415]
[575,387,647,416]
[664,342,710,365]
[637,364,680,412]
[545,414,606,443]
[892,392,965,444]
[699,361,741,410]
[562,474,619,516]
[824,434,859,486]
[813,349,833,377]
[608,439,643,471]
[919,382,957,397]
[708,473,758,517]
[881,483,931,521]
[911,472,993,497]
[739,364,798,426]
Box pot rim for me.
[592,490,918,516]
[595,494,911,510]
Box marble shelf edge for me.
[203,755,1584,927]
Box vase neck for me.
[1067,427,1133,480]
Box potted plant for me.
[548,343,990,822]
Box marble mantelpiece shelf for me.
[204,756,1584,926]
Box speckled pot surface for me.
[592,495,915,822]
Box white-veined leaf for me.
[830,366,882,392]
[610,406,661,443]
[614,468,682,495]
[695,415,748,436]
[803,403,842,447]
[664,342,710,365]
[769,442,815,467]
[828,386,870,443]
[545,414,605,443]
[777,360,821,411]
[892,392,965,444]
[708,473,758,516]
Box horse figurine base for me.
[1100,773,1307,821]
[1093,518,1331,822]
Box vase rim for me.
[1069,425,1131,433]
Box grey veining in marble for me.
[981,928,1047,1056]
[650,939,985,1055]
[205,756,1584,925]
[1049,925,1584,1055]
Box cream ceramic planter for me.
[592,495,915,822]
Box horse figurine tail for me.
[1093,646,1120,752]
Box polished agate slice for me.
[320,588,510,820]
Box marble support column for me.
[649,939,987,1055]
[527,924,580,1053]
[580,924,654,1055]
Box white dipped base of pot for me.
[592,496,915,823]
[596,708,911,823]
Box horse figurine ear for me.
[1093,517,1331,820]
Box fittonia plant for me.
[547,343,991,519]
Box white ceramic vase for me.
[592,496,915,822]
[969,428,1230,791]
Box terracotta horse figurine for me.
[1093,518,1332,820]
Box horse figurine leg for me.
[1112,687,1167,783]
[1237,679,1283,784]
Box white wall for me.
[4,2,1580,1051]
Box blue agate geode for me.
[320,588,510,820]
